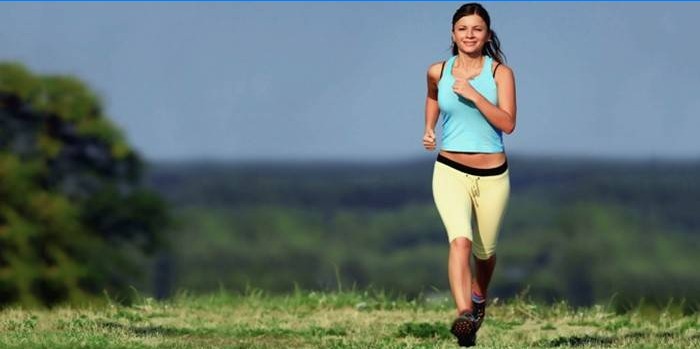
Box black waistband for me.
[436,154,508,176]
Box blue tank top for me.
[437,55,503,153]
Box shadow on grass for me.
[97,321,347,339]
[543,335,615,347]
[396,322,451,339]
[98,321,215,337]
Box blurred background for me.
[0,2,698,311]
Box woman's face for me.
[452,14,490,55]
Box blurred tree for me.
[0,62,170,307]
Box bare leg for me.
[448,237,473,317]
[472,254,497,298]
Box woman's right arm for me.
[423,62,443,151]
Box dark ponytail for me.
[450,3,506,64]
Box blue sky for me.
[1,2,699,161]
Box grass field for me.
[0,287,698,349]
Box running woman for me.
[422,3,517,347]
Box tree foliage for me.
[0,62,170,307]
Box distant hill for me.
[139,155,700,309]
[145,155,700,233]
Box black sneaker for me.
[450,311,477,347]
[472,300,486,331]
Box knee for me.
[450,236,472,250]
[473,248,496,260]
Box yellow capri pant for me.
[432,154,510,259]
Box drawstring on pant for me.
[467,175,481,208]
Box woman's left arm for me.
[472,65,517,134]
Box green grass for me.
[0,286,698,349]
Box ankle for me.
[472,292,486,304]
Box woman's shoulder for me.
[427,60,447,83]
[491,60,514,87]
[491,60,514,77]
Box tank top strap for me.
[479,55,493,78]
[446,56,457,78]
